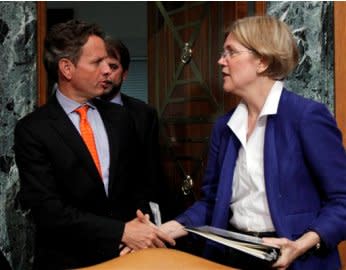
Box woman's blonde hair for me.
[227,16,299,80]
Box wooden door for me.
[148,2,265,218]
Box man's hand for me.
[120,210,175,256]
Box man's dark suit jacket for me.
[121,93,160,193]
[14,96,151,270]
[120,93,179,221]
[120,93,192,221]
[0,250,11,270]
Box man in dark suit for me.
[101,39,172,222]
[14,20,174,270]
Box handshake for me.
[120,203,187,256]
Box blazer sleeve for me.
[299,102,346,248]
[14,119,124,258]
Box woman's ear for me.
[257,57,269,74]
[58,58,74,80]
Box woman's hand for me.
[263,231,320,270]
[263,237,301,270]
[159,220,188,239]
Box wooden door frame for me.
[37,1,47,106]
[334,2,346,267]
[37,2,346,143]
[334,2,346,146]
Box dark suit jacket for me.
[121,93,160,192]
[14,96,151,269]
[176,89,346,270]
[120,94,173,218]
[121,93,180,221]
[0,250,11,270]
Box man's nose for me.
[101,60,111,75]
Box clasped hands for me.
[120,209,178,256]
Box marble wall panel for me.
[0,2,37,269]
[267,1,334,112]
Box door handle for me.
[181,43,192,64]
[181,175,194,195]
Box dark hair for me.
[105,38,130,71]
[44,20,105,82]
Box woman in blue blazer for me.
[160,16,346,270]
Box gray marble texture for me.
[0,2,37,269]
[267,1,334,113]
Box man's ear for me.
[58,58,74,80]
[122,70,129,81]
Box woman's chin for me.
[223,86,235,93]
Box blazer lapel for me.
[212,129,241,228]
[46,97,103,182]
[264,115,284,234]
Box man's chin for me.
[102,88,113,95]
[100,86,121,100]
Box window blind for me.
[121,57,148,103]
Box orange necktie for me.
[75,105,102,177]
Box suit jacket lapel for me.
[93,99,119,194]
[46,97,103,182]
[120,93,130,108]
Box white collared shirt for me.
[228,81,283,232]
[110,91,123,106]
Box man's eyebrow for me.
[92,56,106,62]
[109,63,119,68]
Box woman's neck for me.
[242,77,276,118]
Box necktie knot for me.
[75,105,89,120]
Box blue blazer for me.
[177,89,346,270]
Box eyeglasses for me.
[220,49,253,59]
